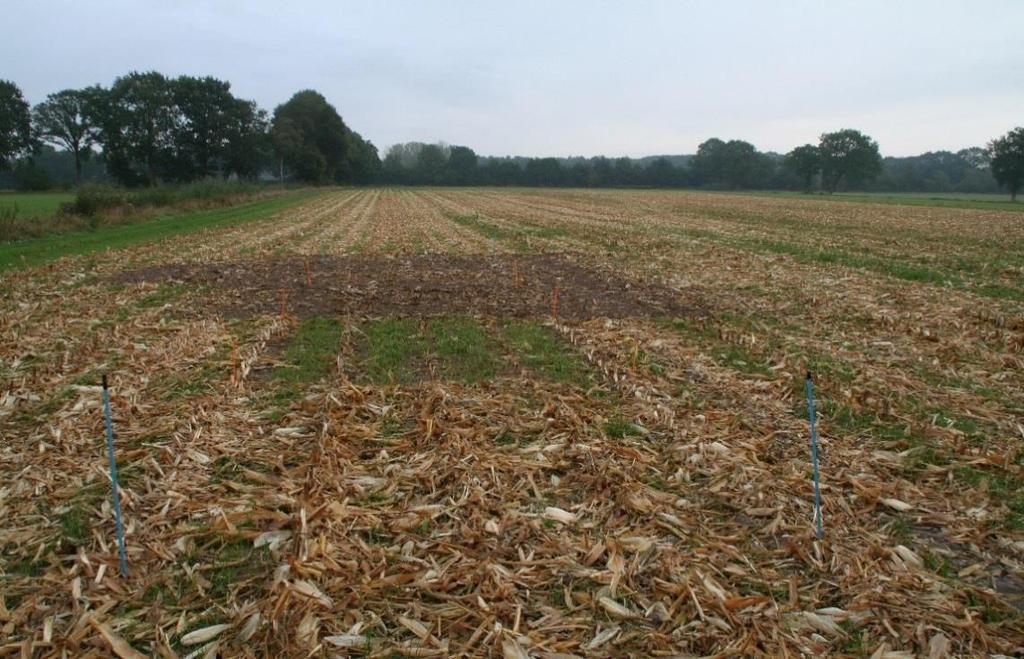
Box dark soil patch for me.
[114,253,700,321]
[910,522,1024,610]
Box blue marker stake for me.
[102,375,129,577]
[805,371,824,540]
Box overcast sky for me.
[5,0,1023,158]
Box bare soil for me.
[114,253,701,320]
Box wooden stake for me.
[551,284,560,321]
[304,258,313,288]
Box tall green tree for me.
[347,131,381,184]
[956,146,990,170]
[172,76,240,179]
[224,105,271,180]
[88,72,179,186]
[525,158,565,186]
[271,90,349,184]
[446,145,478,185]
[480,157,521,186]
[643,157,677,187]
[692,138,772,188]
[381,144,407,183]
[988,127,1024,201]
[414,144,447,184]
[567,161,590,186]
[32,89,97,184]
[589,156,613,187]
[784,144,820,192]
[0,80,34,170]
[818,129,882,193]
[612,157,635,186]
[690,138,727,186]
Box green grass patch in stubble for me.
[922,550,956,579]
[782,241,1021,299]
[662,317,772,377]
[494,428,542,447]
[446,213,563,251]
[57,480,108,549]
[502,321,589,384]
[12,386,75,428]
[378,415,408,438]
[155,343,228,401]
[633,348,666,376]
[929,410,991,444]
[905,366,1023,437]
[813,399,952,474]
[142,577,186,607]
[59,506,92,548]
[604,415,644,438]
[954,465,1024,530]
[972,282,1024,300]
[266,316,344,412]
[667,224,1023,301]
[885,515,913,542]
[134,282,188,309]
[427,317,502,383]
[5,554,49,578]
[209,454,272,484]
[803,352,857,384]
[837,620,870,655]
[815,399,909,440]
[358,318,428,385]
[276,316,345,384]
[159,365,220,401]
[515,218,569,240]
[359,316,581,386]
[715,344,772,376]
[203,536,273,599]
[447,213,509,242]
[964,590,1020,624]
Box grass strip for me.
[0,190,320,271]
[428,317,502,383]
[502,321,589,384]
[359,318,429,385]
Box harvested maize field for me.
[2,187,1024,657]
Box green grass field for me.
[0,191,75,219]
[0,190,319,270]
[744,190,1022,212]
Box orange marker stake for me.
[551,284,560,321]
[230,338,240,387]
[304,258,313,288]
[279,288,289,320]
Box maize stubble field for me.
[2,188,1023,657]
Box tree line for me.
[2,74,1022,199]
[0,74,381,188]
[381,131,1023,199]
